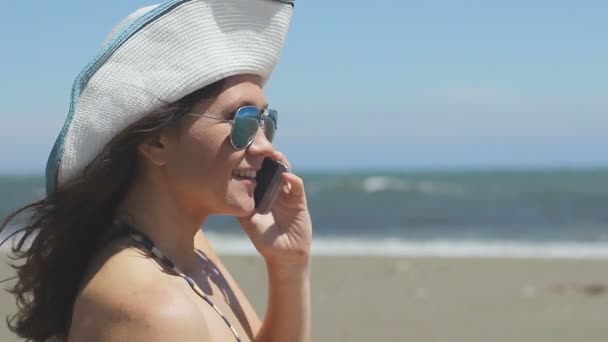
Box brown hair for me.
[0,79,225,342]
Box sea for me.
[1,169,607,259]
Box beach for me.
[2,253,607,342]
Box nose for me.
[247,126,274,156]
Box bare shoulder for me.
[69,240,210,342]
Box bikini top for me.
[115,221,242,342]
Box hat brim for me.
[46,0,294,194]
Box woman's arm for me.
[255,261,311,342]
[237,153,313,342]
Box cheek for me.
[167,128,234,191]
[171,136,216,180]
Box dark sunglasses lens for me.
[232,106,260,149]
[264,110,278,142]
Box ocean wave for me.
[307,176,468,195]
[204,232,608,259]
[361,176,406,193]
[4,230,608,260]
[362,176,467,194]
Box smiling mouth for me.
[232,169,257,180]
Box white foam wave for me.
[362,176,400,193]
[205,233,608,259]
[4,231,608,260]
[361,176,465,195]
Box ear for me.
[137,130,176,167]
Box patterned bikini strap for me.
[126,227,242,342]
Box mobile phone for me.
[254,158,288,214]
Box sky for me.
[1,0,607,173]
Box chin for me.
[224,198,256,217]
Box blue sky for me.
[1,0,607,173]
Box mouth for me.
[231,169,257,183]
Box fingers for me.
[271,150,291,172]
[281,172,305,198]
[282,179,292,193]
[268,150,304,198]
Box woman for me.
[1,1,311,341]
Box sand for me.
[2,254,608,342]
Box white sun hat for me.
[45,0,294,194]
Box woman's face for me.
[151,74,274,217]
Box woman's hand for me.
[237,151,312,266]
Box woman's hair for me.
[0,79,225,342]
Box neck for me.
[116,172,210,274]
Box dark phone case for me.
[254,158,288,214]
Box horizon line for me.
[1,164,608,178]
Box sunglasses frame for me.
[186,105,278,150]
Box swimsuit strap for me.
[119,222,242,342]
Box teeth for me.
[232,169,256,178]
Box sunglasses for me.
[187,105,278,150]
